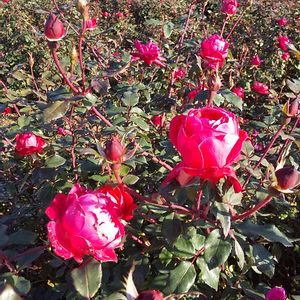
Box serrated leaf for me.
[163,261,196,294]
[45,155,66,168]
[252,244,275,278]
[71,258,102,298]
[122,91,139,107]
[163,22,174,38]
[235,220,293,247]
[172,236,196,259]
[43,101,69,123]
[131,116,149,131]
[122,174,139,185]
[204,229,232,269]
[197,258,221,291]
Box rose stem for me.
[243,123,286,188]
[220,15,229,37]
[78,19,87,94]
[232,194,273,221]
[50,42,80,94]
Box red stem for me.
[232,194,273,221]
[78,20,87,93]
[91,106,113,127]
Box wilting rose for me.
[251,55,262,67]
[86,18,97,30]
[232,87,244,100]
[136,290,164,300]
[151,114,165,128]
[265,287,286,300]
[46,184,127,263]
[277,35,290,51]
[252,81,269,95]
[15,132,46,156]
[96,185,137,221]
[163,107,248,192]
[131,40,166,67]
[281,52,290,61]
[199,34,229,69]
[44,14,65,42]
[222,0,239,15]
[277,17,287,27]
[172,68,186,80]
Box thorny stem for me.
[91,106,114,127]
[50,42,80,94]
[78,20,87,93]
[243,123,286,188]
[232,194,273,221]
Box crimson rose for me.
[15,132,46,156]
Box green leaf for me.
[215,203,231,237]
[5,275,31,295]
[47,87,72,101]
[71,258,102,299]
[7,230,36,245]
[235,220,293,247]
[163,261,196,294]
[234,239,245,269]
[16,247,45,270]
[163,22,174,38]
[197,258,221,291]
[172,235,196,259]
[204,229,232,269]
[220,89,243,110]
[161,213,182,244]
[83,93,98,109]
[287,78,300,94]
[45,155,66,168]
[122,91,139,107]
[43,101,70,123]
[252,244,275,278]
[17,116,32,129]
[122,174,139,185]
[0,284,22,300]
[131,116,149,131]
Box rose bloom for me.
[44,13,65,41]
[151,114,165,129]
[277,17,287,27]
[86,18,97,30]
[281,52,290,61]
[252,81,269,95]
[15,132,46,156]
[199,34,229,69]
[163,107,248,192]
[2,107,12,115]
[131,40,166,67]
[103,11,110,17]
[232,87,244,100]
[277,35,290,52]
[251,55,262,67]
[265,287,286,300]
[172,68,186,80]
[115,12,124,19]
[222,0,239,15]
[136,290,164,300]
[46,183,136,263]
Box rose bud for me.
[251,55,262,67]
[44,14,65,42]
[277,17,287,27]
[275,166,300,191]
[282,99,299,117]
[76,0,88,18]
[104,136,124,163]
[46,184,125,262]
[265,287,286,300]
[232,87,244,100]
[103,11,110,18]
[136,290,164,300]
[15,132,46,157]
[281,52,290,61]
[252,81,269,95]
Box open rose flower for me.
[172,68,186,81]
[15,132,46,156]
[96,185,137,221]
[277,35,290,52]
[131,40,166,67]
[252,81,269,95]
[232,87,244,100]
[199,34,229,69]
[151,114,165,129]
[44,13,65,41]
[222,0,239,15]
[46,184,132,263]
[163,107,248,192]
[265,287,286,300]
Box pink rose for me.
[136,290,164,300]
[15,132,46,156]
[86,18,97,30]
[131,40,166,67]
[232,87,244,100]
[172,68,186,80]
[252,81,269,95]
[265,287,286,300]
[46,184,131,262]
[277,17,287,27]
[115,12,124,19]
[281,52,290,61]
[199,34,229,69]
[163,107,248,192]
[57,127,72,136]
[222,0,239,15]
[103,11,110,18]
[251,55,262,67]
[277,35,290,52]
[44,13,65,42]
